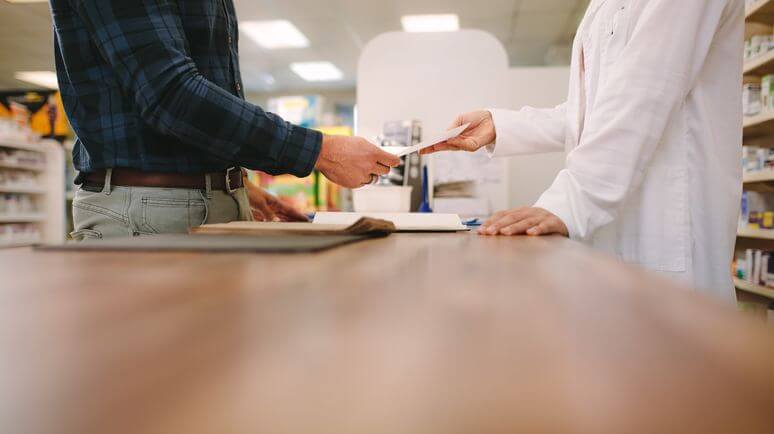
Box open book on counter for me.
[192,217,396,237]
[192,213,469,236]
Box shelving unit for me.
[0,138,65,247]
[734,277,774,300]
[744,49,774,76]
[743,111,774,140]
[737,2,774,305]
[738,227,774,240]
[746,0,774,25]
[743,170,774,183]
[0,161,44,172]
[0,214,46,224]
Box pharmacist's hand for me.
[246,180,308,222]
[315,135,401,189]
[479,207,568,237]
[420,111,496,155]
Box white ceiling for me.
[0,0,589,92]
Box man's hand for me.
[420,111,496,155]
[245,178,308,222]
[479,207,569,237]
[316,135,401,189]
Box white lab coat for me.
[488,0,744,301]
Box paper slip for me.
[313,212,469,232]
[384,123,471,157]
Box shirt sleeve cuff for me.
[277,125,323,178]
[533,186,579,241]
[484,109,501,158]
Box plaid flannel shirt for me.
[49,0,322,176]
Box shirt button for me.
[228,35,233,44]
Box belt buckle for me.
[225,167,238,194]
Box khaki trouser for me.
[70,169,252,241]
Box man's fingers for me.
[278,208,309,222]
[375,148,402,167]
[269,197,308,222]
[373,163,391,176]
[251,195,278,222]
[252,209,267,222]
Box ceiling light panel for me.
[290,62,343,82]
[240,20,310,49]
[401,14,460,33]
[14,71,59,89]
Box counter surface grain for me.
[1,233,773,434]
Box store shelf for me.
[0,161,45,172]
[0,214,45,223]
[0,139,47,153]
[744,50,774,76]
[0,185,46,194]
[747,0,774,24]
[738,227,774,240]
[734,277,774,299]
[0,241,39,249]
[743,170,774,183]
[743,111,774,140]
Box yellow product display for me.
[29,93,70,137]
[0,91,71,138]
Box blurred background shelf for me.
[0,213,45,223]
[0,185,46,194]
[738,227,774,240]
[734,277,774,299]
[747,0,774,25]
[0,137,65,247]
[744,49,774,76]
[743,170,774,184]
[743,112,774,140]
[0,161,44,172]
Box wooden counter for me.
[1,233,773,434]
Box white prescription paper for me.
[313,212,469,232]
[385,123,471,157]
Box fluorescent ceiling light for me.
[290,62,343,82]
[14,71,59,89]
[401,14,460,33]
[241,20,309,49]
[4,0,49,3]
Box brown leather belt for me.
[82,167,244,192]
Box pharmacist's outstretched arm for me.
[420,104,567,156]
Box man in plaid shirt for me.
[49,0,399,239]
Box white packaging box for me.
[353,186,413,213]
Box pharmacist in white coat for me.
[422,0,744,301]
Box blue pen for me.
[419,165,433,213]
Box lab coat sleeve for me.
[534,0,731,241]
[485,103,567,157]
